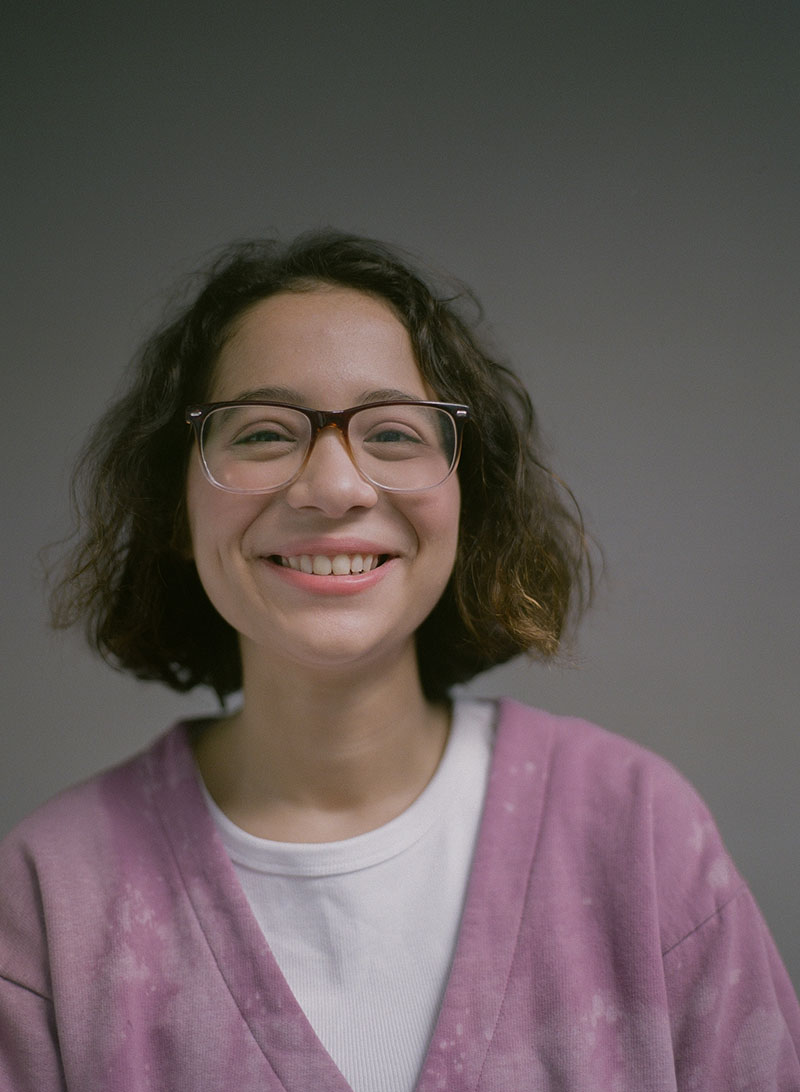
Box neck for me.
[194,643,450,842]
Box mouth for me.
[269,553,390,576]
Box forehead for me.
[210,287,429,403]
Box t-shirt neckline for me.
[197,697,496,878]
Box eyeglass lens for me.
[199,404,459,493]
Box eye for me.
[216,409,307,460]
[364,424,422,445]
[233,424,296,445]
[359,420,432,463]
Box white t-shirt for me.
[201,698,496,1092]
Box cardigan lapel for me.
[414,700,552,1092]
[148,726,355,1092]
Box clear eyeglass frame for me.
[185,399,470,494]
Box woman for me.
[1,233,797,1090]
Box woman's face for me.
[185,286,461,682]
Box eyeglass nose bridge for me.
[300,406,363,471]
[304,405,361,434]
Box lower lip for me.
[257,557,395,596]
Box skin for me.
[187,286,462,842]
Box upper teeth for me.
[280,554,379,575]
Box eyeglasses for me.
[186,400,469,494]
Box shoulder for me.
[1,724,192,858]
[494,696,713,810]
[492,698,746,948]
[493,696,701,808]
[0,725,196,993]
[478,700,800,1078]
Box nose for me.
[284,427,379,515]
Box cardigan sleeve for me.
[0,976,67,1091]
[0,828,67,1091]
[662,861,800,1087]
[636,751,800,1086]
[663,884,800,1088]
[0,783,91,1092]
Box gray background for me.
[4,2,798,989]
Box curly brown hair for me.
[49,231,594,702]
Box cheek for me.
[184,465,254,564]
[186,456,281,570]
[418,477,461,566]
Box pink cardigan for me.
[1,699,798,1090]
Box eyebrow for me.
[229,386,426,406]
[231,386,303,403]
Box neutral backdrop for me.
[4,2,798,989]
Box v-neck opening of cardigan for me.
[148,699,553,1092]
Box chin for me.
[241,622,418,682]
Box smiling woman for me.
[43,234,589,702]
[0,233,798,1091]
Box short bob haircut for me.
[50,231,594,702]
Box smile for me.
[272,554,386,576]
